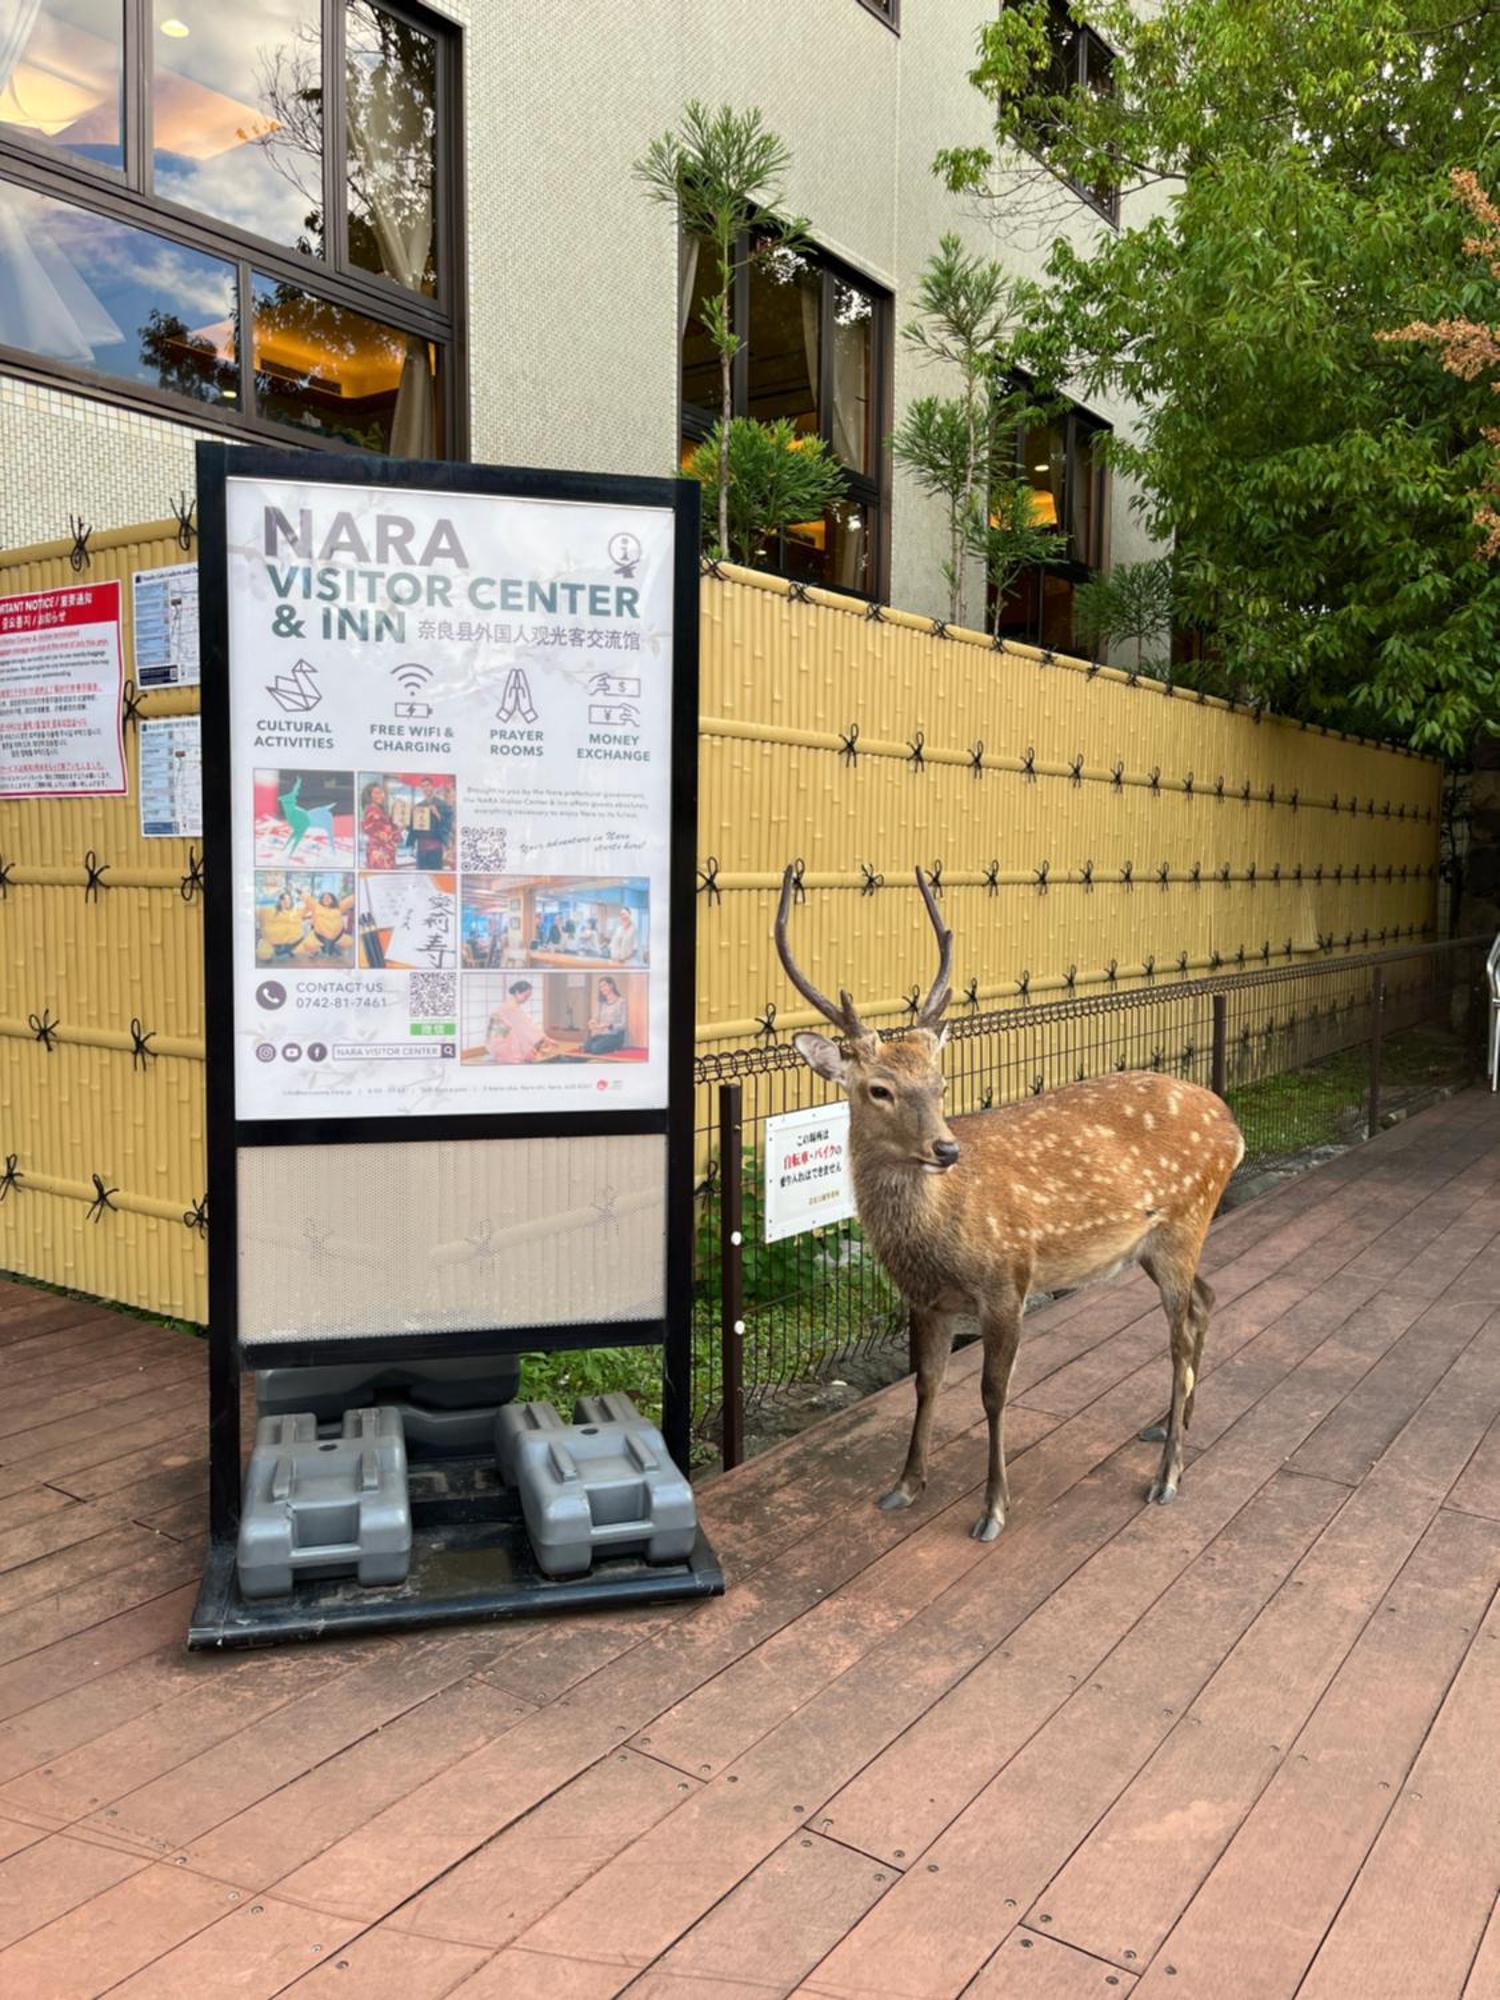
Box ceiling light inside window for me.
[160,17,191,36]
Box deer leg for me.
[1137,1267,1215,1443]
[1146,1246,1202,1506]
[877,1306,954,1512]
[972,1299,1022,1543]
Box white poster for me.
[132,562,200,687]
[763,1102,856,1243]
[139,715,203,838]
[0,581,126,798]
[225,475,675,1120]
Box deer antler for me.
[914,866,953,1027]
[775,864,866,1038]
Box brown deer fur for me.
[778,868,1245,1542]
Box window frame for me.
[0,0,466,455]
[680,233,892,601]
[853,0,900,31]
[990,393,1112,649]
[1015,0,1120,229]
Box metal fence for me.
[690,934,1488,1464]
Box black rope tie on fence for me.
[1367,797,1377,817]
[1105,958,1119,985]
[1214,774,1226,801]
[1183,770,1194,798]
[903,983,923,1021]
[1016,970,1031,1004]
[1333,864,1343,884]
[927,860,944,898]
[128,1018,156,1071]
[1260,940,1272,963]
[1284,937,1295,958]
[907,731,926,771]
[0,855,12,900]
[1068,753,1084,787]
[990,630,1006,652]
[788,857,806,905]
[983,859,1000,896]
[1110,759,1125,792]
[755,1001,778,1041]
[1210,949,1224,971]
[183,1193,208,1236]
[1031,1074,1045,1095]
[864,599,885,622]
[1266,783,1276,809]
[1121,859,1135,891]
[839,722,860,766]
[1150,1046,1166,1071]
[83,850,110,901]
[970,740,985,776]
[1021,744,1038,783]
[1187,861,1201,887]
[1148,765,1161,794]
[1156,861,1170,890]
[28,1009,58,1052]
[1351,862,1362,884]
[1125,665,1142,687]
[1039,646,1056,668]
[120,679,145,731]
[1246,861,1257,887]
[963,977,980,1012]
[68,514,92,571]
[179,847,205,903]
[699,555,725,580]
[1270,862,1281,884]
[1142,955,1157,983]
[787,580,811,604]
[1177,950,1191,977]
[696,857,721,905]
[1080,858,1095,892]
[930,617,950,640]
[1034,860,1050,896]
[980,1085,995,1111]
[1218,862,1232,885]
[1086,653,1102,678]
[858,860,883,896]
[693,1157,719,1203]
[1314,862,1324,883]
[171,491,196,550]
[0,1156,20,1203]
[86,1173,118,1224]
[1064,963,1078,990]
[1241,778,1252,803]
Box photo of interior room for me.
[460,969,647,1066]
[460,876,649,971]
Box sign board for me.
[196,444,701,1579]
[139,715,203,838]
[132,562,200,687]
[763,1101,856,1242]
[0,581,125,798]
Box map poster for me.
[0,581,126,799]
[139,715,203,839]
[223,473,676,1120]
[132,562,200,688]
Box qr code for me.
[408,973,456,1021]
[460,827,507,871]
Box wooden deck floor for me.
[0,1091,1498,1997]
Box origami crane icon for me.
[265,660,322,714]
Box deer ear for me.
[793,1032,853,1085]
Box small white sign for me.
[763,1100,856,1243]
[132,562,200,688]
[138,715,202,839]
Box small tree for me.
[685,418,848,568]
[891,235,1037,626]
[971,478,1063,640]
[636,103,807,558]
[1072,558,1177,674]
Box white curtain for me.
[0,0,41,97]
[829,318,867,472]
[798,279,820,430]
[677,234,700,340]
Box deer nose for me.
[932,1139,961,1168]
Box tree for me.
[685,418,848,569]
[1072,557,1177,676]
[890,235,1038,626]
[636,103,807,558]
[971,478,1066,640]
[938,0,1500,755]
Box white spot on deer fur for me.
[1143,1113,1156,1130]
[987,1217,999,1236]
[1168,1093,1182,1115]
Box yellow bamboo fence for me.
[0,527,1442,1325]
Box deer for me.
[775,866,1245,1541]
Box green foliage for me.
[685,419,848,568]
[971,478,1066,637]
[941,0,1500,754]
[1072,558,1177,674]
[636,102,807,557]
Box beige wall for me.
[0,0,1164,613]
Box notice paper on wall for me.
[763,1101,856,1242]
[139,714,203,839]
[0,580,126,798]
[132,563,200,688]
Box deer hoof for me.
[876,1486,917,1512]
[1138,1418,1169,1443]
[1147,1477,1178,1506]
[969,1514,1003,1543]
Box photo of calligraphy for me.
[358,872,458,970]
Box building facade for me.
[0,0,1160,637]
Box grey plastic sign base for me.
[237,1405,412,1601]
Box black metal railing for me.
[691,936,1488,1465]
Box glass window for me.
[345,0,437,296]
[251,271,441,453]
[680,238,720,414]
[0,1,122,170]
[1021,418,1066,530]
[747,238,819,436]
[0,178,237,403]
[151,0,324,254]
[829,274,874,475]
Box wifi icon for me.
[390,661,434,720]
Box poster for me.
[139,715,203,838]
[224,475,675,1120]
[0,581,126,798]
[763,1102,856,1242]
[132,562,200,687]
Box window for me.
[854,0,900,29]
[0,0,459,453]
[991,401,1111,653]
[1017,0,1119,224]
[680,235,890,598]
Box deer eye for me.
[868,1083,894,1104]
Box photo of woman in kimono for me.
[360,781,400,872]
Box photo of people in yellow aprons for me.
[253,871,357,968]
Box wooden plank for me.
[0,1814,44,1864]
[965,1933,1138,1998]
[0,1520,192,1617]
[1285,1594,1500,2000]
[1032,1507,1500,1978]
[0,1401,207,1504]
[0,1354,203,1443]
[1462,1899,1500,2000]
[448,1947,633,1999]
[282,1925,488,1997]
[0,1858,240,1998]
[104,1893,363,1998]
[1448,1415,1500,1522]
[391,1748,698,1950]
[0,1830,146,1951]
[0,1583,198,1726]
[180,1675,531,1890]
[0,1530,202,1673]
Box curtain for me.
[829,316,867,472]
[798,279,820,431]
[677,234,699,340]
[0,0,41,97]
[0,183,122,365]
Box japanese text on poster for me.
[132,563,200,688]
[762,1102,856,1243]
[0,581,126,798]
[139,715,203,838]
[225,477,675,1120]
